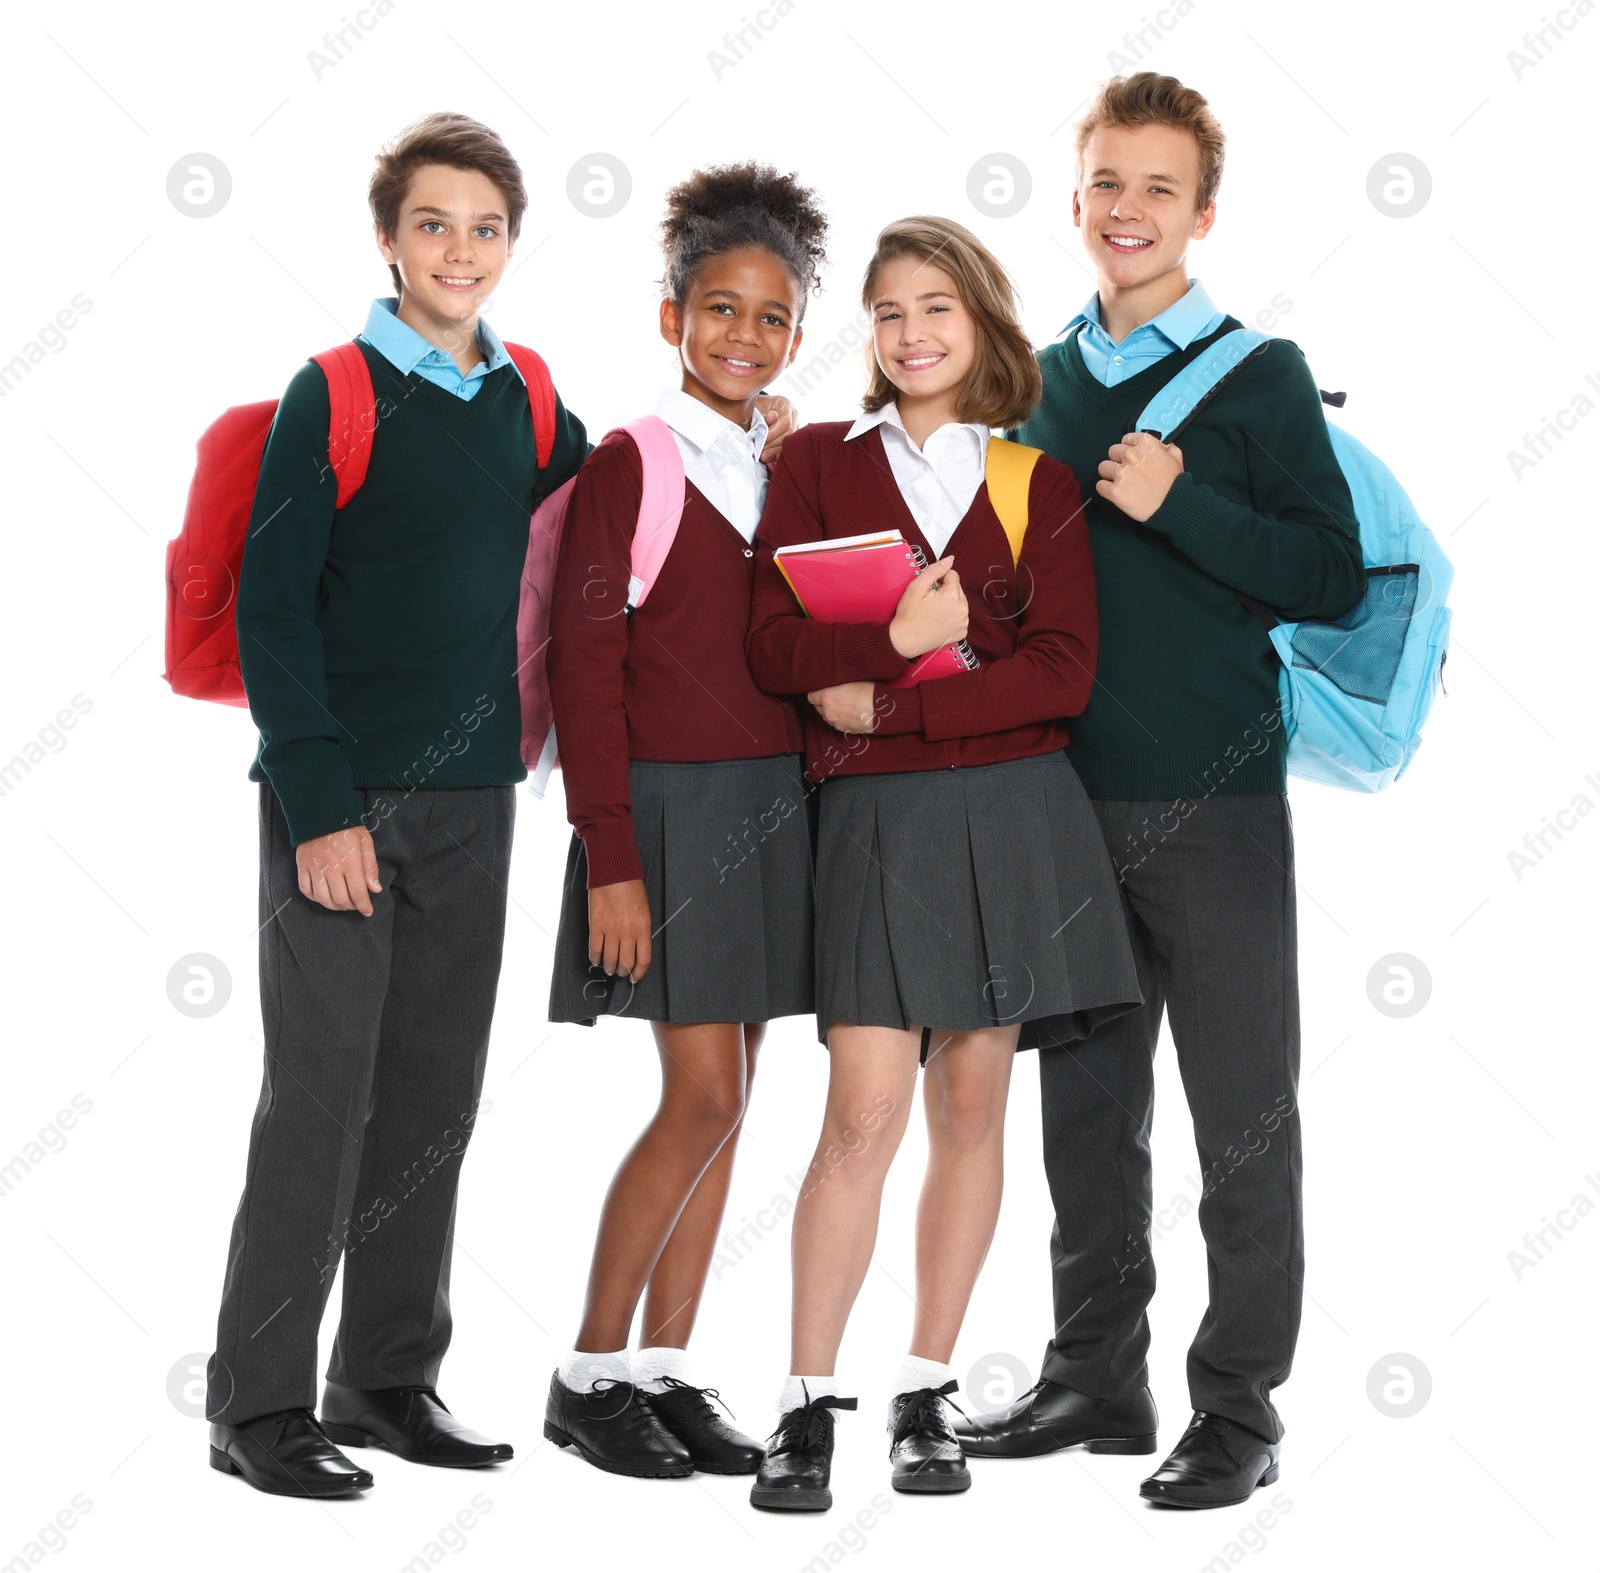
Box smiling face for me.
[868,254,977,417]
[660,244,805,425]
[1074,121,1214,296]
[375,163,513,354]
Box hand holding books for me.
[772,531,976,691]
[889,555,968,660]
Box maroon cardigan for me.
[547,430,805,888]
[746,421,1098,782]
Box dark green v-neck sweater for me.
[238,338,589,845]
[1011,319,1364,800]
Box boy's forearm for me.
[1140,462,1364,622]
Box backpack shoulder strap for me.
[1132,328,1273,444]
[615,415,687,609]
[503,342,557,468]
[984,436,1043,567]
[312,342,377,508]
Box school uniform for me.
[211,299,590,1426]
[546,390,814,1026]
[746,411,1141,1049]
[1011,280,1366,1442]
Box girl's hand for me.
[807,681,881,735]
[889,556,968,658]
[588,879,653,982]
[755,395,797,463]
[1096,430,1184,522]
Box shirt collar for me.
[360,296,520,382]
[1058,278,1219,349]
[844,400,989,453]
[652,386,769,458]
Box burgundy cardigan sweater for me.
[547,430,805,888]
[746,421,1098,782]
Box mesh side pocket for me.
[1289,567,1416,706]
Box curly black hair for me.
[660,162,829,321]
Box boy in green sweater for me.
[954,74,1364,1506]
[203,113,592,1497]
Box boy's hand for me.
[1096,431,1184,522]
[588,879,653,982]
[755,395,797,463]
[889,556,967,658]
[296,825,382,915]
[807,681,880,734]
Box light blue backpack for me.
[1134,329,1453,792]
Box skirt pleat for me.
[813,751,1141,1049]
[549,755,814,1027]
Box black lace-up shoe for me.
[749,1390,859,1511]
[952,1376,1158,1458]
[1140,1411,1280,1508]
[642,1377,764,1475]
[543,1371,693,1478]
[889,1380,970,1493]
[320,1383,512,1467]
[209,1408,373,1497]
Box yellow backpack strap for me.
[985,436,1043,567]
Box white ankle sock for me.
[890,1354,953,1400]
[778,1373,836,1413]
[558,1348,630,1392]
[632,1345,691,1395]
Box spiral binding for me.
[904,542,979,672]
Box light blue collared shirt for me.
[1058,279,1227,389]
[358,296,523,401]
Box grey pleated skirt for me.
[549,754,815,1026]
[813,750,1141,1050]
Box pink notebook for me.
[773,530,978,688]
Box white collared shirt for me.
[652,388,771,543]
[843,403,990,557]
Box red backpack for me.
[163,340,557,705]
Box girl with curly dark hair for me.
[541,163,829,1481]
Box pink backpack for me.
[518,416,687,795]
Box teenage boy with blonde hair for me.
[954,73,1364,1507]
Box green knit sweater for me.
[239,338,589,845]
[1012,318,1364,800]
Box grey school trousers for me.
[1038,793,1303,1442]
[207,782,514,1424]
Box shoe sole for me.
[749,1485,831,1511]
[892,1472,972,1494]
[1139,1462,1280,1509]
[208,1446,372,1497]
[543,1420,692,1479]
[689,1460,763,1476]
[957,1432,1159,1460]
[319,1422,511,1468]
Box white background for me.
[2,0,1595,1569]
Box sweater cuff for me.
[1140,471,1217,557]
[276,780,367,848]
[581,818,645,890]
[870,684,924,735]
[841,622,913,683]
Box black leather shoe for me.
[543,1371,693,1478]
[953,1377,1158,1458]
[749,1390,858,1511]
[320,1383,512,1468]
[209,1409,374,1498]
[642,1377,764,1475]
[889,1380,970,1493]
[1140,1412,1280,1508]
